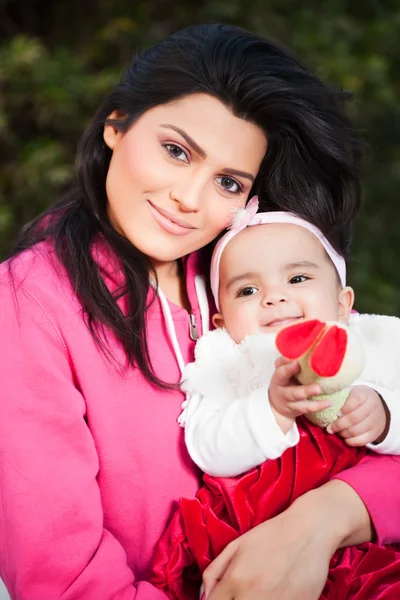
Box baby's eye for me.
[238,286,258,297]
[215,176,242,194]
[289,275,310,284]
[164,144,189,163]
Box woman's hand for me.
[203,479,373,600]
[203,514,330,600]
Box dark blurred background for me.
[1,0,399,314]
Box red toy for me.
[276,319,365,426]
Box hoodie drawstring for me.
[195,275,209,338]
[157,286,186,376]
[155,275,209,378]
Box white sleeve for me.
[349,314,400,455]
[183,388,299,477]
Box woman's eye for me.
[216,176,242,194]
[238,286,258,297]
[289,275,309,284]
[164,144,189,163]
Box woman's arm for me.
[0,280,167,600]
[203,478,372,600]
[333,452,400,545]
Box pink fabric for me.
[0,242,204,599]
[0,240,398,599]
[334,453,400,545]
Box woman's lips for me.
[147,200,196,237]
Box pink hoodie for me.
[0,241,399,599]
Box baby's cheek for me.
[306,294,340,323]
[221,311,242,341]
[230,311,257,343]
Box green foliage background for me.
[1,0,399,314]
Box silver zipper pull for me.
[189,313,199,341]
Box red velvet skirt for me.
[150,419,400,599]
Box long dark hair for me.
[8,23,362,386]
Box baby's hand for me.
[326,385,389,446]
[269,357,332,434]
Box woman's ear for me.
[338,286,355,323]
[212,313,225,329]
[103,111,126,150]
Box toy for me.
[276,319,366,427]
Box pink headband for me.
[210,196,346,311]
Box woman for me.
[0,23,399,600]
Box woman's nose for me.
[169,174,205,212]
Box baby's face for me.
[215,223,354,343]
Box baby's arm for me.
[183,357,330,478]
[183,386,300,478]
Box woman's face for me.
[103,93,267,265]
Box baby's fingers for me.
[274,360,300,385]
[274,356,292,369]
[326,404,370,435]
[344,432,376,447]
[286,382,322,402]
[289,398,332,415]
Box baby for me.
[180,196,400,477]
[150,197,400,599]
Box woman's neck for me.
[152,259,190,311]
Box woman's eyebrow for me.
[160,124,255,183]
[160,124,206,158]
[221,168,255,183]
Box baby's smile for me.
[262,315,303,330]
